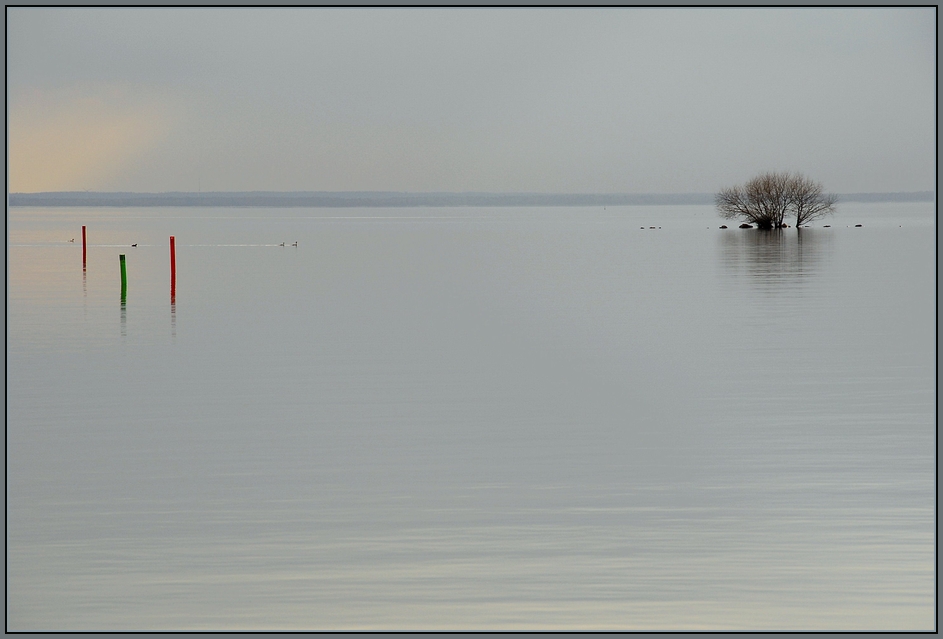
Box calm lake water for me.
[7,203,936,630]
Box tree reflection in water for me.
[718,228,833,293]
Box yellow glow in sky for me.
[8,87,174,193]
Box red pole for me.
[170,236,176,302]
[82,225,87,268]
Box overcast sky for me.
[7,8,936,194]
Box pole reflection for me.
[120,289,127,338]
[171,272,176,339]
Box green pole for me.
[119,254,127,301]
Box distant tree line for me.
[9,187,925,209]
[7,191,716,208]
[716,172,837,229]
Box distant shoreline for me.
[7,191,934,208]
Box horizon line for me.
[8,190,934,208]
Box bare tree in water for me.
[787,174,838,228]
[716,171,836,229]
